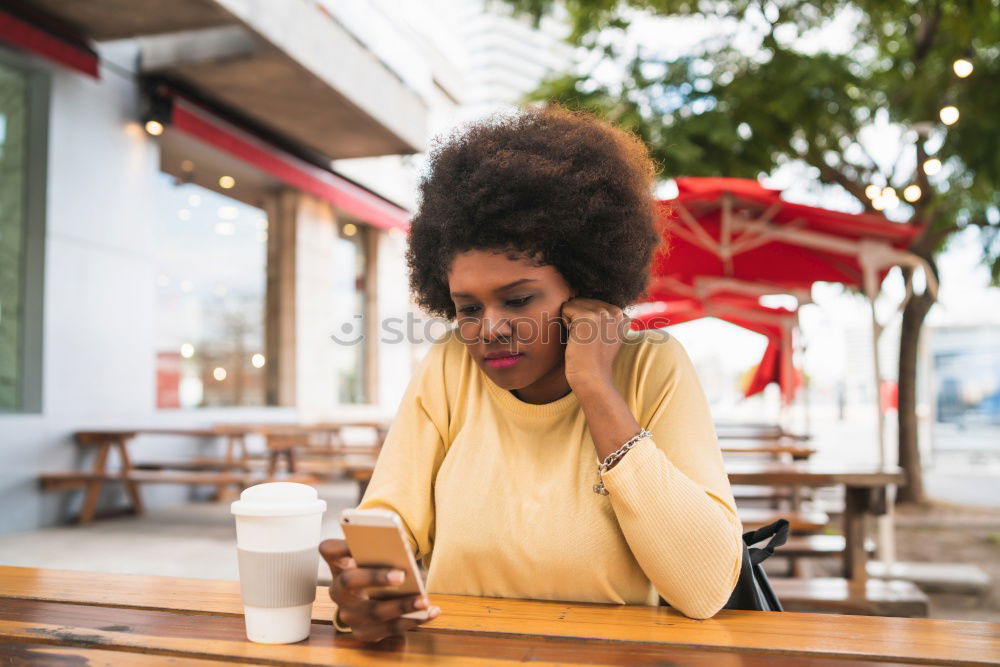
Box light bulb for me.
[144,120,164,136]
[952,59,973,78]
[939,106,960,125]
[923,158,942,176]
[903,185,922,202]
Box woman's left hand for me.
[560,297,631,393]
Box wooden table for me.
[1,567,996,665]
[721,437,816,460]
[715,423,811,440]
[727,462,904,582]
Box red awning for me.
[0,7,98,78]
[169,96,410,231]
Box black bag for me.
[723,518,789,611]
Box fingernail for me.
[387,570,405,585]
[414,597,428,609]
[429,606,441,618]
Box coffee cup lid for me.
[231,482,327,517]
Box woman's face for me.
[448,249,574,402]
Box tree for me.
[501,0,1000,504]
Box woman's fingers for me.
[319,539,353,573]
[338,566,406,593]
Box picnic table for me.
[727,462,903,583]
[42,425,378,523]
[1,566,996,665]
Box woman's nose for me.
[481,308,513,342]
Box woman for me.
[320,107,742,642]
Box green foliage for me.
[502,0,1000,278]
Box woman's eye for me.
[457,305,481,316]
[506,296,533,308]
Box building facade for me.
[0,0,458,533]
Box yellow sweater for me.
[359,328,743,619]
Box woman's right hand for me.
[319,538,440,643]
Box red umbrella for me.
[635,177,936,411]
[631,293,801,403]
[650,178,926,296]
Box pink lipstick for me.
[484,353,524,369]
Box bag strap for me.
[743,519,790,565]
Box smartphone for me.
[338,508,431,621]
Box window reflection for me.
[0,62,27,411]
[154,174,269,408]
[334,223,368,404]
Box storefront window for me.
[153,174,269,408]
[0,62,27,410]
[333,223,368,403]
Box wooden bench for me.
[772,577,930,617]
[772,535,876,578]
[778,535,876,559]
[738,507,830,534]
[732,485,796,507]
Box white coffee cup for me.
[231,482,327,644]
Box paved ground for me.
[0,481,357,583]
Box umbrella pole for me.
[864,264,897,570]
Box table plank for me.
[0,599,489,666]
[0,641,233,665]
[0,598,862,666]
[1,567,996,665]
[727,462,904,487]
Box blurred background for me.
[0,0,997,622]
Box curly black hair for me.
[406,105,662,319]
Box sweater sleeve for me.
[357,338,452,562]
[598,334,742,619]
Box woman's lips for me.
[485,353,524,369]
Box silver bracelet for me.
[593,428,652,495]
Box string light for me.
[144,120,164,136]
[903,185,922,202]
[939,106,960,125]
[952,59,974,78]
[213,367,227,381]
[219,176,236,189]
[180,343,195,358]
[342,223,357,237]
[923,158,943,176]
[881,186,897,199]
[865,184,881,199]
[251,354,266,369]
